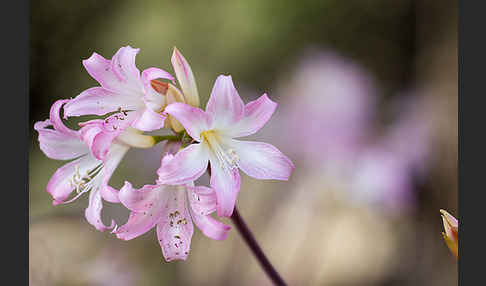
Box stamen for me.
[202,131,240,171]
[104,109,133,132]
[69,163,104,194]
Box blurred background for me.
[29,0,457,285]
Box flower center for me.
[201,130,239,171]
[70,163,104,194]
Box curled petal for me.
[171,47,199,107]
[79,120,119,161]
[209,157,241,217]
[35,119,88,160]
[230,140,294,180]
[118,182,160,212]
[131,107,166,132]
[157,143,209,185]
[115,185,167,240]
[101,185,120,203]
[157,189,194,262]
[187,186,217,216]
[82,52,123,92]
[164,103,211,141]
[85,189,116,232]
[206,75,244,128]
[79,112,134,160]
[190,210,231,241]
[142,67,174,86]
[83,47,142,95]
[141,67,174,113]
[64,87,142,117]
[49,99,78,136]
[111,46,142,88]
[225,94,277,138]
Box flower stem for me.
[152,134,182,144]
[230,207,287,286]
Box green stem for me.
[153,134,182,144]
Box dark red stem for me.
[230,207,287,286]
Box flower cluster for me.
[35,46,294,261]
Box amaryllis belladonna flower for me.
[115,154,231,261]
[35,99,154,231]
[157,75,294,217]
[63,46,176,135]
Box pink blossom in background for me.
[157,75,294,217]
[114,154,231,262]
[381,93,433,180]
[271,50,431,213]
[347,94,432,213]
[275,51,378,167]
[348,147,416,213]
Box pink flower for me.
[274,51,377,166]
[157,75,294,217]
[34,100,151,231]
[63,46,175,134]
[114,154,231,262]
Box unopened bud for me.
[171,47,200,107]
[165,84,185,133]
[440,209,458,259]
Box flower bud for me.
[164,84,185,132]
[171,47,200,108]
[440,209,458,259]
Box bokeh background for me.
[29,0,458,285]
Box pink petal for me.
[157,143,209,185]
[187,186,217,216]
[100,185,120,204]
[164,102,211,141]
[99,143,130,203]
[190,210,231,241]
[171,48,199,107]
[157,189,194,262]
[141,67,174,86]
[82,52,123,92]
[64,87,142,117]
[115,185,167,240]
[118,181,160,212]
[111,46,142,89]
[82,47,142,94]
[209,157,241,217]
[206,75,244,128]
[79,112,134,160]
[141,67,174,112]
[34,119,88,160]
[79,120,119,161]
[230,140,294,180]
[47,154,101,203]
[131,107,167,132]
[85,189,116,232]
[225,94,277,138]
[49,99,78,136]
